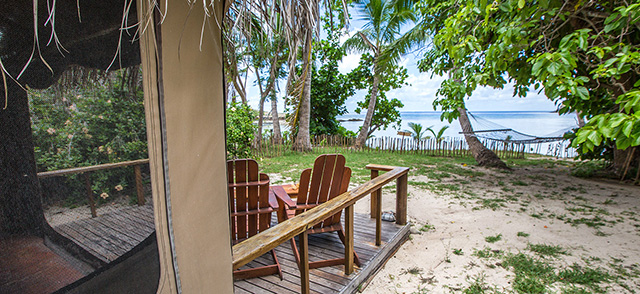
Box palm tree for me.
[343,0,415,149]
[406,122,427,140]
[426,125,449,143]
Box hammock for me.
[460,111,575,144]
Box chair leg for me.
[289,236,302,267]
[337,228,361,267]
[270,249,283,280]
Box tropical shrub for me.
[226,102,256,159]
[30,74,147,206]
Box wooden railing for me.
[232,165,409,294]
[37,159,150,218]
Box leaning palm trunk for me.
[458,107,508,169]
[354,74,380,148]
[292,33,313,151]
[271,92,282,144]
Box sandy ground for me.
[355,163,640,293]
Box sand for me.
[356,163,640,293]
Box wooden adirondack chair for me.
[227,159,283,280]
[275,154,362,270]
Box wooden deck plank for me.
[50,203,408,294]
[235,212,409,294]
[51,204,155,264]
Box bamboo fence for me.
[252,134,532,159]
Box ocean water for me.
[338,111,579,139]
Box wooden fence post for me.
[344,204,354,275]
[396,174,408,225]
[300,231,310,294]
[84,173,97,218]
[134,164,145,206]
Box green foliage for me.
[485,234,502,243]
[527,243,570,258]
[351,53,407,136]
[406,122,426,140]
[310,30,353,136]
[30,72,147,203]
[571,161,610,178]
[426,125,450,142]
[412,0,640,159]
[226,102,256,158]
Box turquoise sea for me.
[338,111,579,139]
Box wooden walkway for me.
[234,213,410,294]
[52,203,155,264]
[51,204,409,293]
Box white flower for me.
[100,192,109,199]
[67,134,73,139]
[47,128,56,134]
[115,185,123,191]
[230,107,236,111]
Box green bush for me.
[30,73,147,205]
[226,102,256,159]
[570,161,609,178]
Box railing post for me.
[396,173,408,225]
[84,173,97,218]
[134,164,145,206]
[344,204,354,274]
[375,188,382,246]
[370,169,379,219]
[300,231,310,294]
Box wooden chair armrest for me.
[267,192,279,210]
[271,186,297,209]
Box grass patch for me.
[453,248,464,256]
[475,198,507,211]
[511,180,529,186]
[419,224,435,232]
[485,234,502,243]
[527,243,570,257]
[517,232,530,237]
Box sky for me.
[243,8,560,115]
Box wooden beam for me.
[37,159,149,178]
[134,165,145,206]
[300,231,310,294]
[396,174,408,226]
[369,169,379,219]
[232,166,409,270]
[375,188,382,246]
[344,204,354,275]
[84,173,97,218]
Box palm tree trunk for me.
[271,92,282,144]
[293,33,313,152]
[458,107,509,169]
[0,83,45,236]
[354,74,380,148]
[256,95,266,148]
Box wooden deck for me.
[51,203,408,293]
[52,203,155,264]
[234,213,410,294]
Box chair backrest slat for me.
[227,159,272,242]
[296,154,351,227]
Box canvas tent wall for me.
[0,0,234,292]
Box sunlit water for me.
[265,111,580,157]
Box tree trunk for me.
[0,83,45,236]
[354,74,380,149]
[293,33,313,152]
[256,95,265,148]
[458,107,509,169]
[613,147,639,178]
[271,92,282,144]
